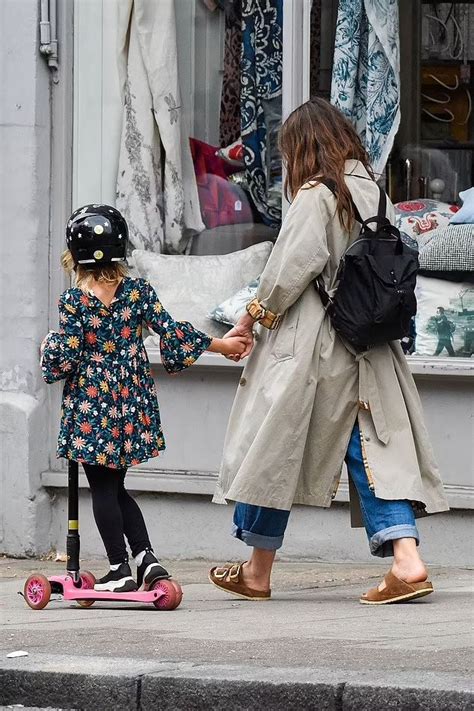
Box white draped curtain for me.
[116,0,204,254]
[331,0,401,176]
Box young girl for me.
[41,204,247,592]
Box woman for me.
[209,99,449,605]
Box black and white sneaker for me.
[94,562,138,592]
[136,549,170,591]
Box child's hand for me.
[220,336,249,358]
[208,336,250,360]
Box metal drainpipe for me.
[39,0,59,81]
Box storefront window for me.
[74,0,283,259]
[395,1,474,360]
[309,0,473,360]
[73,1,472,359]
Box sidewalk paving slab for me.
[0,557,473,710]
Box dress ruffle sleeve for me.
[41,295,84,383]
[141,281,212,373]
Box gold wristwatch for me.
[246,298,281,330]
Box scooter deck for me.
[49,575,165,603]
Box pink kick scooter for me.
[23,461,183,611]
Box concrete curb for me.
[1,656,472,711]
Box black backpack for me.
[316,179,419,351]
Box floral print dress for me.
[41,277,212,469]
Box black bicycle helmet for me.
[66,204,128,265]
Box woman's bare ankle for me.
[391,558,428,584]
[391,538,428,584]
[242,560,272,591]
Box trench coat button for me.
[365,435,371,442]
[239,377,247,386]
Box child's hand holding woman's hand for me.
[208,336,250,360]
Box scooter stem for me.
[66,459,81,584]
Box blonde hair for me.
[61,250,128,292]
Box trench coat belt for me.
[355,352,390,445]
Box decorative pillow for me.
[209,277,260,326]
[189,137,251,229]
[400,231,419,250]
[133,243,273,340]
[449,187,474,225]
[417,224,474,274]
[217,139,244,168]
[190,137,236,183]
[414,276,474,357]
[395,200,459,238]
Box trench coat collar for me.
[344,159,372,181]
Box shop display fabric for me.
[241,0,283,228]
[309,0,322,99]
[116,0,204,254]
[331,0,400,175]
[219,1,242,147]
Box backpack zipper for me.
[345,236,398,251]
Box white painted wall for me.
[0,0,54,554]
[48,490,473,567]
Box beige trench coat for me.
[213,160,449,524]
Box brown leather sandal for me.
[360,570,434,605]
[208,562,271,601]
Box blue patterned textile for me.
[241,0,283,227]
[331,0,400,175]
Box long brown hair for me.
[279,98,374,231]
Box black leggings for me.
[82,463,151,565]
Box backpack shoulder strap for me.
[377,184,388,220]
[317,177,364,224]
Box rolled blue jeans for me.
[232,422,419,558]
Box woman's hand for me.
[223,313,256,360]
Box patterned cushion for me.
[418,224,474,273]
[414,276,474,357]
[217,139,244,168]
[450,187,474,225]
[395,200,459,239]
[209,277,260,326]
[133,243,272,340]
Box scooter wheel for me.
[24,574,52,610]
[169,579,183,606]
[152,578,181,610]
[77,570,96,608]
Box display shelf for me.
[145,346,474,378]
